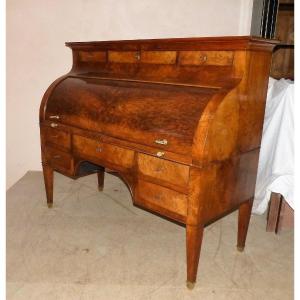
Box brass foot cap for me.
[237,246,245,252]
[186,281,195,290]
[98,186,103,192]
[47,203,53,208]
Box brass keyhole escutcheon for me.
[155,165,165,173]
[154,194,162,201]
[135,52,141,60]
[200,54,207,63]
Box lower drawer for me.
[135,180,188,219]
[44,147,73,174]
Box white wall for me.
[6,0,253,189]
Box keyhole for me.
[135,52,141,60]
[155,166,164,173]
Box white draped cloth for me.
[252,77,294,214]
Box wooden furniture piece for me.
[267,1,294,232]
[267,192,294,233]
[39,36,277,288]
[271,0,294,79]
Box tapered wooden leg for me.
[97,170,105,191]
[237,199,253,251]
[42,164,54,208]
[186,224,204,289]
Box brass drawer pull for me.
[155,139,168,145]
[156,151,165,157]
[49,115,60,119]
[53,155,61,159]
[96,147,102,153]
[50,123,58,128]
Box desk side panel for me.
[237,50,273,152]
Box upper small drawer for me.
[78,51,107,63]
[141,51,177,64]
[179,51,234,66]
[108,51,177,64]
[108,51,140,63]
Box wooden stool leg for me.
[266,192,282,233]
[237,199,253,251]
[186,224,204,289]
[42,164,54,208]
[97,170,105,191]
[276,197,294,233]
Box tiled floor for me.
[7,171,293,299]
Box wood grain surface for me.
[39,36,277,287]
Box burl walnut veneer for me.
[39,36,277,288]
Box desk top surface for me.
[66,36,278,51]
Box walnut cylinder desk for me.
[39,36,277,288]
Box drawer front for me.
[78,51,107,63]
[73,135,134,168]
[41,127,71,151]
[108,51,140,63]
[141,51,177,64]
[179,51,234,66]
[45,147,73,173]
[135,180,187,217]
[137,153,189,189]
